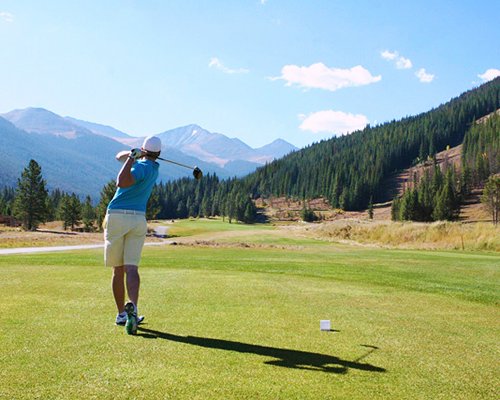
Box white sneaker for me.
[115,312,127,325]
[115,311,144,326]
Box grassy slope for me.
[0,221,499,399]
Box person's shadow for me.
[137,327,385,374]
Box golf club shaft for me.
[156,157,195,170]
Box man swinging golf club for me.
[104,136,162,335]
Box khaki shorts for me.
[104,211,147,267]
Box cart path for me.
[0,227,288,255]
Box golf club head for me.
[193,167,203,180]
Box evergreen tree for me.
[416,170,433,221]
[97,180,117,230]
[0,187,15,216]
[82,195,96,232]
[176,200,187,219]
[367,197,374,219]
[481,175,500,225]
[243,199,257,223]
[391,196,401,221]
[13,159,48,230]
[301,205,317,222]
[59,193,82,230]
[432,170,457,221]
[399,189,418,221]
[146,184,161,220]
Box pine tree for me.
[97,180,117,230]
[82,196,96,232]
[13,159,48,230]
[60,193,82,230]
[243,200,257,223]
[432,171,457,221]
[481,175,500,225]
[367,196,374,219]
[391,196,401,221]
[399,189,418,221]
[301,205,317,222]
[146,184,161,220]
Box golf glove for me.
[129,148,143,160]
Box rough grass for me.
[300,219,500,251]
[0,223,499,399]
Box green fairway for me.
[0,222,499,399]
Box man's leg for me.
[112,266,126,313]
[124,264,140,307]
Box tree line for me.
[0,160,97,231]
[0,161,259,231]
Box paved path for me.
[0,241,171,255]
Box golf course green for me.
[1,220,498,399]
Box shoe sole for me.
[124,303,138,335]
[116,317,143,326]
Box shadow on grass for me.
[137,327,385,374]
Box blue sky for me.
[1,1,499,148]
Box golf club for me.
[156,156,203,180]
[115,150,203,180]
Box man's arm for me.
[116,157,136,188]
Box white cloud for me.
[260,0,268,4]
[272,63,381,92]
[381,50,398,61]
[0,12,13,22]
[415,68,435,83]
[299,110,369,135]
[478,68,500,82]
[208,57,249,74]
[381,50,412,69]
[396,56,412,69]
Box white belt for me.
[107,209,145,216]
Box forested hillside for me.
[242,77,500,210]
[462,110,500,186]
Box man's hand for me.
[129,148,144,160]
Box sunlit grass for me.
[151,217,272,238]
[1,235,499,399]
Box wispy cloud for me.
[415,68,435,83]
[478,68,500,82]
[380,50,397,61]
[271,63,381,92]
[396,56,412,69]
[260,0,268,4]
[0,11,14,22]
[208,57,249,74]
[382,49,435,83]
[299,110,369,135]
[381,50,412,69]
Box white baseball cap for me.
[142,136,162,152]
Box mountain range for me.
[0,108,297,198]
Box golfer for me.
[104,136,161,334]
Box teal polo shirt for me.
[107,159,159,213]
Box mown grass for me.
[153,217,272,238]
[0,221,499,399]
